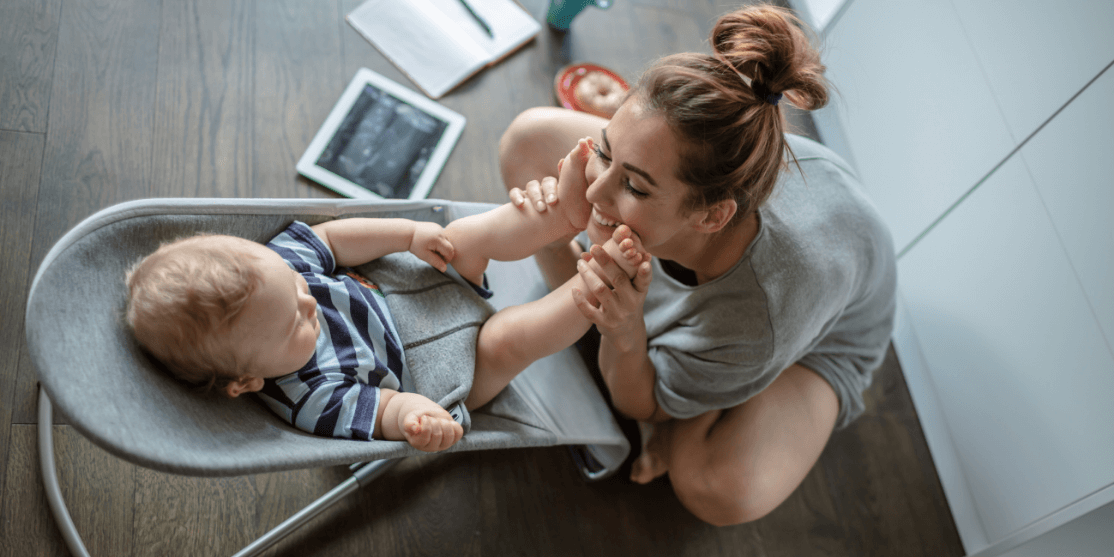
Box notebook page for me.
[426,0,542,61]
[347,0,490,98]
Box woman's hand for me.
[572,225,653,350]
[409,221,454,273]
[509,176,558,214]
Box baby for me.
[125,139,647,453]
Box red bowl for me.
[554,63,630,118]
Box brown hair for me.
[633,4,829,219]
[124,235,262,394]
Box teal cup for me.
[546,0,613,31]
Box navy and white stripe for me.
[256,221,408,440]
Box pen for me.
[457,0,494,38]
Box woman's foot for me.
[630,421,671,484]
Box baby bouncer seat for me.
[26,198,631,557]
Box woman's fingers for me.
[588,244,633,290]
[539,176,558,208]
[520,176,557,212]
[632,261,653,292]
[578,259,614,300]
[509,187,526,208]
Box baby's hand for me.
[410,221,454,273]
[401,403,464,453]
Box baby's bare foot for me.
[556,138,593,231]
[587,224,647,280]
[610,225,647,277]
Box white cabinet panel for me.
[950,0,1114,143]
[1020,67,1114,349]
[996,496,1114,557]
[821,0,1015,252]
[898,155,1114,543]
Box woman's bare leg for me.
[633,364,839,526]
[499,107,608,289]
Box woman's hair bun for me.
[711,4,828,110]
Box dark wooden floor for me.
[0,0,965,555]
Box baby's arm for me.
[445,138,594,285]
[311,218,454,272]
[376,389,463,452]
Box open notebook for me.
[348,0,541,99]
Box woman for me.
[499,4,896,526]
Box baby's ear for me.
[224,376,263,398]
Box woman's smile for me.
[591,206,623,228]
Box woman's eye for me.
[625,180,649,198]
[595,145,647,197]
[593,144,611,164]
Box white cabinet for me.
[817,0,1015,252]
[797,0,1114,554]
[898,152,1114,549]
[1020,69,1114,344]
[949,1,1114,142]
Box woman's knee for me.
[670,460,783,526]
[498,107,603,190]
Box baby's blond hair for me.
[125,235,262,394]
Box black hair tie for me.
[750,80,781,107]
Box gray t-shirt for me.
[643,134,896,428]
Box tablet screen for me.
[315,84,448,199]
[297,68,466,200]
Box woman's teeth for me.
[593,208,620,227]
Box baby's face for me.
[220,237,321,382]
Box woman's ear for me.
[225,376,264,398]
[693,199,738,234]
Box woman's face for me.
[583,99,705,259]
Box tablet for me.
[296,68,466,199]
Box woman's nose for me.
[585,168,612,206]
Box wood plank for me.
[149,0,255,197]
[821,347,964,556]
[251,0,345,199]
[757,466,850,557]
[132,468,259,556]
[0,0,61,133]
[14,0,162,425]
[1,425,67,557]
[1,425,134,557]
[0,130,44,506]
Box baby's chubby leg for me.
[377,390,463,452]
[444,139,593,286]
